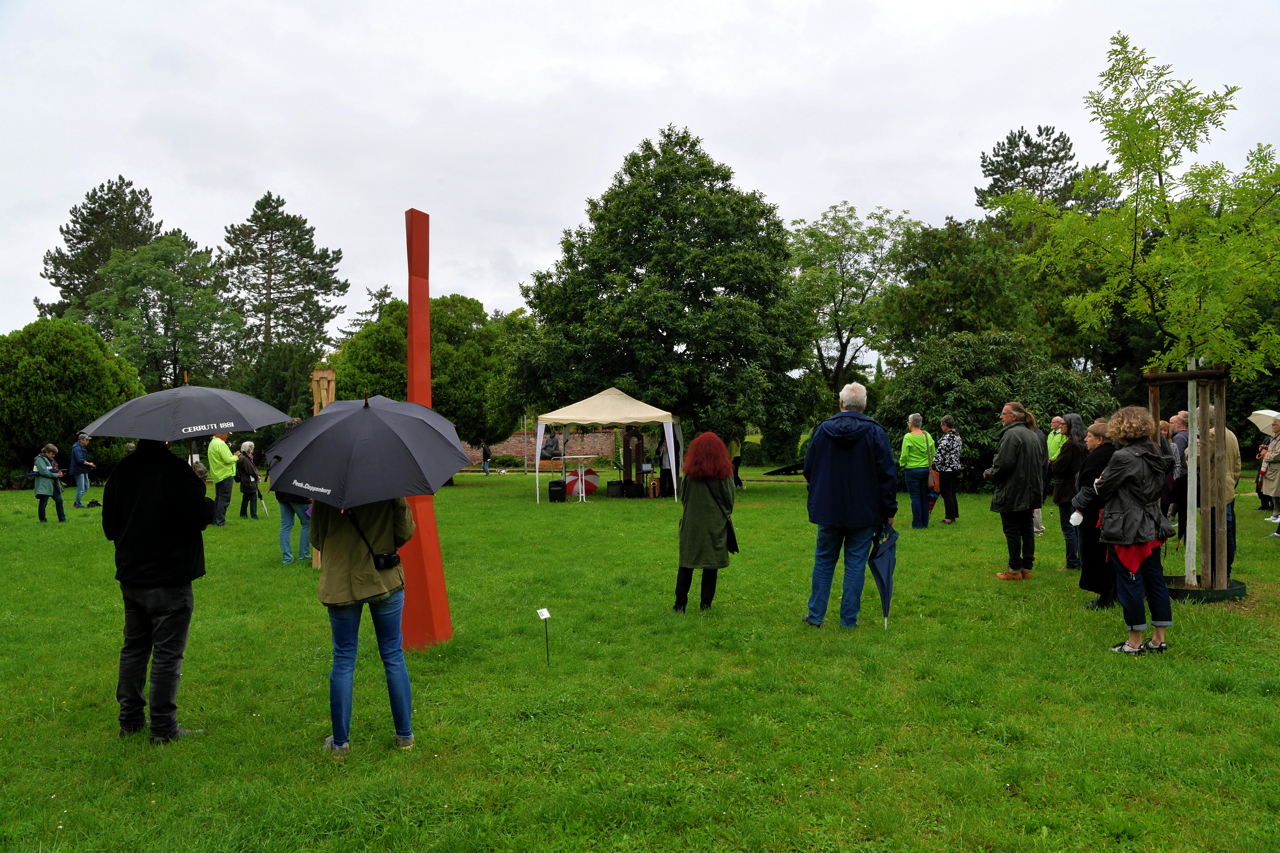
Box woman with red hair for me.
[674,432,735,612]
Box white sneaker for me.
[1267,532,1280,539]
[1267,515,1280,523]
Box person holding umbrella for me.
[802,382,898,628]
[313,497,418,756]
[207,431,239,527]
[263,395,472,757]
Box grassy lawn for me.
[2,469,1278,852]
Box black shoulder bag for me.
[346,508,402,571]
[707,481,739,554]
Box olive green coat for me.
[313,498,416,606]
[33,454,63,497]
[678,475,734,570]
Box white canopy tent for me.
[535,387,682,502]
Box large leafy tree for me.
[1000,34,1280,378]
[875,218,1031,364]
[328,294,523,446]
[513,126,812,436]
[0,319,143,477]
[221,192,349,356]
[85,233,242,392]
[37,176,162,318]
[789,203,918,402]
[876,332,1117,489]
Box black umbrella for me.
[264,395,470,509]
[82,384,293,441]
[868,522,899,631]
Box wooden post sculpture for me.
[400,209,453,647]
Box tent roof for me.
[537,387,675,426]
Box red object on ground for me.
[566,468,599,496]
[400,209,453,649]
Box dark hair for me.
[1063,413,1088,450]
[683,433,733,480]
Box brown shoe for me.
[1020,570,1033,580]
[995,570,1023,580]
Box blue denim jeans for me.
[1056,502,1080,568]
[279,502,311,563]
[74,472,90,507]
[904,467,929,528]
[807,524,875,627]
[327,588,413,746]
[118,583,194,738]
[1110,545,1172,632]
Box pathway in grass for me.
[1,473,1277,851]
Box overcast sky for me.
[2,0,1277,337]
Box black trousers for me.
[117,583,194,738]
[674,567,719,611]
[239,489,258,518]
[1000,509,1035,570]
[938,470,959,520]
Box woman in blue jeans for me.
[899,414,935,529]
[311,497,417,756]
[274,483,312,564]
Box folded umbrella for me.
[82,384,293,441]
[265,395,470,509]
[868,522,899,631]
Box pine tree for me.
[38,176,162,318]
[221,192,349,356]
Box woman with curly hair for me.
[673,432,735,613]
[1072,407,1175,654]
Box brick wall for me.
[461,430,615,468]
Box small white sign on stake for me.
[537,607,551,665]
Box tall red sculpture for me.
[400,209,453,647]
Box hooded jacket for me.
[803,411,897,529]
[984,421,1045,513]
[1091,440,1176,545]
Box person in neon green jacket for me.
[899,413,936,529]
[207,432,239,527]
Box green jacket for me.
[34,454,63,497]
[1046,430,1068,462]
[678,475,734,569]
[984,422,1045,513]
[898,432,935,469]
[313,498,416,606]
[208,436,237,483]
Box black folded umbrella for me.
[264,395,470,509]
[82,385,293,441]
[868,522,899,631]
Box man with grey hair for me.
[801,382,897,627]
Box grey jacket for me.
[1088,440,1176,545]
[984,422,1045,513]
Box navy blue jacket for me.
[804,411,898,528]
[70,442,91,476]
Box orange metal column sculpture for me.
[400,208,453,647]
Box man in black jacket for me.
[984,402,1047,580]
[103,440,215,743]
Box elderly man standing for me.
[71,433,96,508]
[103,439,215,743]
[802,382,897,628]
[985,402,1046,580]
[207,431,239,527]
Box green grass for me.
[3,471,1279,852]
